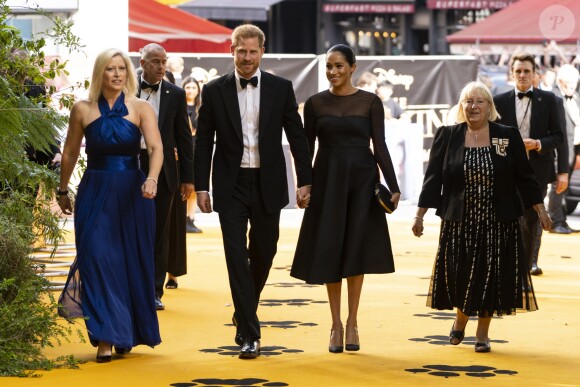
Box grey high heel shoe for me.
[345,325,360,351]
[328,328,344,353]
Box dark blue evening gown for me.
[59,93,161,349]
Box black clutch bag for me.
[375,183,395,214]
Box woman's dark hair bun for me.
[327,44,356,66]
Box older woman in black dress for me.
[291,44,400,353]
[412,81,551,352]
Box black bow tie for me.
[141,80,159,93]
[517,90,533,99]
[240,76,258,89]
[565,94,574,100]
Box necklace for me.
[469,126,488,142]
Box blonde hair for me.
[231,24,265,48]
[455,81,500,123]
[88,48,137,102]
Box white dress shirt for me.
[515,87,533,140]
[565,95,580,145]
[235,69,261,168]
[139,80,161,149]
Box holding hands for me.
[296,185,312,208]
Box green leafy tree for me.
[0,0,86,377]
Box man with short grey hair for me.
[548,64,580,234]
[139,43,194,310]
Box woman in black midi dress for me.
[412,81,551,353]
[291,45,400,353]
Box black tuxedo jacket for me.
[153,80,194,191]
[493,88,565,187]
[194,71,313,214]
[418,122,542,221]
[552,85,575,167]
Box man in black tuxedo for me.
[195,24,312,359]
[494,53,566,275]
[138,43,194,310]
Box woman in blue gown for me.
[57,48,164,363]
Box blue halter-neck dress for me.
[59,93,161,349]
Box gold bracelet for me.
[414,216,423,221]
[146,177,158,185]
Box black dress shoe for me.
[155,296,165,310]
[235,333,244,346]
[530,265,543,276]
[96,354,112,363]
[239,339,260,359]
[114,347,132,355]
[231,315,244,346]
[563,222,580,233]
[549,224,572,234]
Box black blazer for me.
[418,122,543,221]
[156,80,194,191]
[194,71,313,214]
[552,85,575,168]
[494,88,565,187]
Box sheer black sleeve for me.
[370,96,400,194]
[303,97,317,159]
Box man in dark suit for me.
[494,53,566,275]
[548,64,580,234]
[138,43,194,310]
[195,24,312,359]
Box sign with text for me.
[353,56,478,168]
[427,0,516,9]
[323,3,415,13]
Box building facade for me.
[177,0,516,55]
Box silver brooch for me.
[492,137,509,156]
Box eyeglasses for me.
[462,99,487,106]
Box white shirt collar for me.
[514,86,534,95]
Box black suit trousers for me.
[140,150,175,298]
[218,168,280,341]
[521,186,547,268]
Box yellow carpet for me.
[3,207,580,386]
